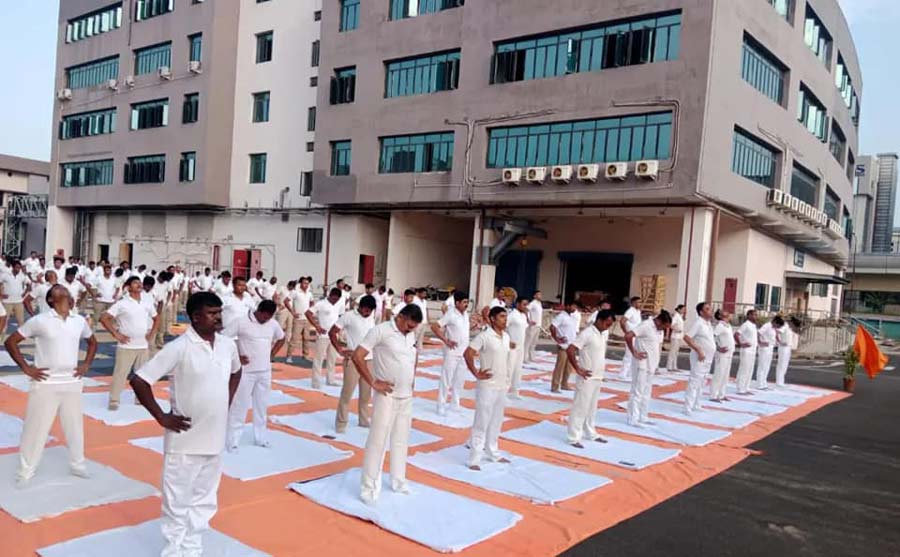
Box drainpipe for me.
[706,208,721,301]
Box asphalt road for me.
[562,353,900,557]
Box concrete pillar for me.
[385,212,409,294]
[469,213,498,310]
[676,207,715,311]
[45,205,75,258]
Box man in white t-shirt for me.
[221,277,257,334]
[666,304,686,372]
[464,306,512,470]
[683,302,716,415]
[306,288,342,388]
[152,271,175,350]
[755,316,779,391]
[195,268,214,293]
[390,289,415,319]
[352,303,422,505]
[506,297,529,399]
[619,297,643,380]
[735,309,759,394]
[213,272,233,299]
[330,295,376,432]
[413,287,429,350]
[566,309,615,447]
[24,270,57,316]
[258,276,277,301]
[131,292,242,557]
[224,299,284,450]
[0,260,29,328]
[285,277,314,362]
[711,309,735,402]
[774,316,793,387]
[61,267,87,316]
[524,291,543,362]
[274,279,295,346]
[247,271,266,300]
[430,291,472,415]
[549,301,578,392]
[5,285,98,488]
[625,310,671,426]
[91,264,119,328]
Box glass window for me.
[252,92,270,123]
[330,67,356,104]
[66,56,119,89]
[847,150,855,183]
[182,93,199,124]
[741,35,785,105]
[130,98,169,130]
[340,0,360,32]
[732,128,778,187]
[797,84,828,142]
[189,33,202,63]
[765,0,792,21]
[829,121,846,165]
[843,207,852,240]
[249,153,267,183]
[835,53,860,127]
[793,250,805,268]
[135,0,174,21]
[331,141,352,176]
[66,3,123,43]
[134,42,172,75]
[256,31,273,63]
[307,106,316,131]
[803,5,832,67]
[297,228,323,253]
[310,76,318,87]
[124,154,166,184]
[60,108,116,140]
[306,142,315,153]
[385,50,460,98]
[61,159,114,187]
[311,40,320,67]
[380,132,454,173]
[390,0,464,20]
[770,286,782,311]
[314,10,322,21]
[179,152,196,182]
[755,283,769,307]
[791,163,819,206]
[824,186,840,220]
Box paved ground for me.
[564,350,900,557]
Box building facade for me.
[870,153,898,253]
[312,0,860,316]
[852,154,878,253]
[0,154,50,257]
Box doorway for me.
[723,278,738,313]
[496,250,542,297]
[117,243,133,266]
[559,252,633,312]
[232,249,250,280]
[98,244,110,263]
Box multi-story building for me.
[852,155,878,253]
[312,0,860,316]
[870,153,898,253]
[47,0,377,287]
[0,154,50,257]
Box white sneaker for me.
[360,492,377,506]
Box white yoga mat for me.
[268,389,303,406]
[0,411,52,449]
[0,374,105,392]
[0,446,158,523]
[606,375,677,387]
[289,468,522,553]
[82,391,170,426]
[756,383,829,398]
[725,385,810,407]
[0,350,18,367]
[37,518,269,557]
[501,421,680,470]
[417,365,443,378]
[660,392,788,417]
[618,399,758,429]
[276,377,440,397]
[130,429,352,481]
[271,410,441,449]
[411,397,484,429]
[409,445,612,505]
[516,380,616,403]
[594,409,731,446]
[458,389,570,415]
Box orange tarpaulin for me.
[854,325,888,379]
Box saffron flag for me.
[854,325,888,379]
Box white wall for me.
[386,212,473,294]
[328,214,390,291]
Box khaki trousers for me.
[288,318,312,358]
[110,347,150,405]
[3,301,25,327]
[155,306,170,349]
[93,301,112,330]
[335,360,372,432]
[550,347,574,392]
[276,309,293,342]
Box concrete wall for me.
[385,212,473,294]
[328,214,390,290]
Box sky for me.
[0,1,897,161]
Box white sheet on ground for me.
[516,380,617,403]
[0,411,54,449]
[458,389,570,415]
[501,421,680,470]
[267,389,303,406]
[0,446,158,523]
[615,399,758,429]
[594,409,731,446]
[605,375,676,387]
[0,351,18,367]
[725,385,810,406]
[289,467,522,553]
[409,445,611,505]
[130,429,351,481]
[37,518,268,557]
[411,397,489,429]
[417,365,443,378]
[0,373,105,392]
[276,377,440,397]
[660,391,788,416]
[271,410,441,449]
[82,391,169,426]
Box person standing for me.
[285,277,314,363]
[306,288,342,388]
[524,291,543,362]
[625,310,671,426]
[549,300,578,392]
[666,304,686,372]
[755,316,780,391]
[682,302,716,415]
[91,264,119,329]
[331,295,376,433]
[213,271,233,299]
[0,260,29,329]
[5,285,98,488]
[224,300,285,450]
[430,291,472,415]
[774,316,794,387]
[619,297,643,380]
[221,277,257,333]
[196,267,214,293]
[61,267,88,316]
[247,271,266,300]
[413,288,429,350]
[274,279,295,348]
[131,292,242,557]
[710,309,735,402]
[565,309,615,447]
[506,297,529,399]
[24,270,57,316]
[352,304,422,505]
[734,309,759,395]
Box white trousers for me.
[710,351,733,400]
[685,353,713,413]
[18,381,85,480]
[161,453,223,557]
[524,325,541,362]
[507,346,525,396]
[755,348,774,389]
[626,357,653,425]
[468,385,507,467]
[361,393,412,502]
[736,348,756,393]
[666,337,683,370]
[415,323,426,351]
[567,376,603,443]
[226,370,270,447]
[775,346,791,386]
[621,349,634,381]
[438,352,467,411]
[311,336,337,387]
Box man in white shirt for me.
[306,288,342,388]
[773,316,792,387]
[711,309,735,402]
[247,271,266,300]
[463,307,512,470]
[506,297,529,399]
[100,276,160,410]
[413,287,429,350]
[1,260,29,328]
[61,267,88,317]
[352,304,422,505]
[25,270,57,316]
[430,291,472,415]
[440,288,455,315]
[152,271,175,351]
[755,316,779,391]
[221,277,257,333]
[330,295,376,433]
[734,310,759,395]
[5,285,98,488]
[213,272,233,299]
[625,310,671,426]
[666,305,686,372]
[131,292,242,557]
[390,289,415,319]
[274,279,295,346]
[285,277,314,363]
[524,291,544,363]
[682,302,716,415]
[549,301,578,392]
[258,276,277,301]
[224,300,285,450]
[619,297,643,381]
[566,309,615,447]
[195,267,214,293]
[91,264,119,328]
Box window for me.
[824,186,840,220]
[741,35,786,104]
[732,128,778,187]
[60,108,116,140]
[380,132,454,173]
[390,0,464,20]
[829,121,846,165]
[135,0,174,21]
[835,53,860,127]
[66,3,123,43]
[130,99,169,130]
[311,40,320,67]
[314,10,322,21]
[340,0,360,31]
[847,150,855,183]
[793,250,805,268]
[189,33,202,63]
[179,152,196,182]
[61,159,114,187]
[135,42,172,75]
[256,31,273,63]
[306,142,315,152]
[754,283,769,307]
[252,92,270,123]
[491,12,681,84]
[298,228,323,253]
[797,85,827,142]
[300,172,313,196]
[310,76,318,87]
[791,164,819,206]
[330,67,356,104]
[803,5,832,67]
[765,0,792,21]
[843,207,852,240]
[487,112,673,168]
[385,50,460,98]
[182,93,199,123]
[770,286,782,311]
[250,153,267,183]
[810,283,828,297]
[307,106,316,131]
[66,56,119,89]
[124,155,166,184]
[331,141,352,176]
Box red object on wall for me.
[250,249,262,277]
[723,278,738,314]
[358,254,375,285]
[232,249,250,280]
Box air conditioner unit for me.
[124,75,136,88]
[526,166,547,184]
[550,165,573,184]
[767,188,784,207]
[501,168,522,185]
[106,79,118,90]
[635,160,659,180]
[605,162,628,181]
[56,88,73,101]
[158,66,173,80]
[577,164,600,183]
[189,60,202,74]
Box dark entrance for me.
[495,250,542,297]
[559,252,633,312]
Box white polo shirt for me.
[288,288,313,316]
[95,275,118,303]
[225,312,284,373]
[1,271,29,303]
[137,327,241,455]
[758,322,777,349]
[469,328,511,390]
[358,319,417,398]
[623,306,642,333]
[571,324,609,381]
[140,291,158,315]
[338,290,350,315]
[17,310,92,384]
[507,308,528,347]
[258,281,276,300]
[392,301,408,316]
[736,320,758,350]
[413,296,428,321]
[61,278,86,309]
[551,311,578,349]
[714,321,735,355]
[106,294,158,350]
[247,278,263,296]
[222,293,257,332]
[30,282,53,314]
[671,312,685,339]
[334,310,375,360]
[437,307,470,356]
[213,280,233,298]
[196,274,213,291]
[489,297,505,309]
[687,317,716,358]
[311,298,340,331]
[632,319,662,365]
[527,299,543,326]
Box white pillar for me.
[45,205,75,259]
[469,214,497,310]
[676,208,715,312]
